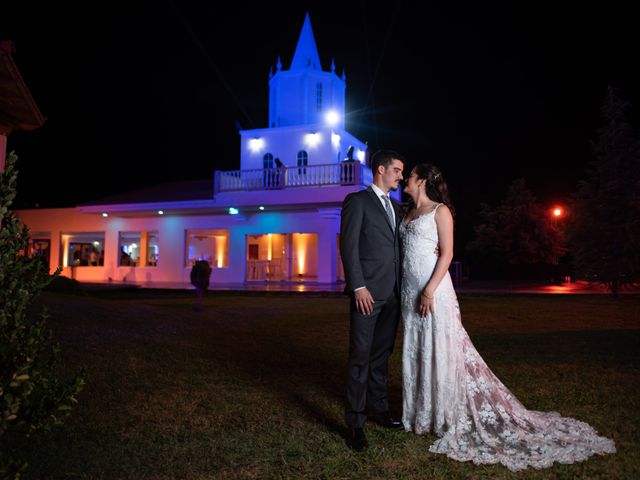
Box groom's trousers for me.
[345,291,400,428]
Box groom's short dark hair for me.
[370,150,405,175]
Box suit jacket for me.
[340,186,402,300]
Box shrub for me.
[0,152,85,479]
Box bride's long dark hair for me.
[411,163,455,217]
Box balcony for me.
[214,162,372,193]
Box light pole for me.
[550,206,569,283]
[551,206,563,226]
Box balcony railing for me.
[214,162,372,193]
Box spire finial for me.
[290,13,322,71]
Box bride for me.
[399,164,616,471]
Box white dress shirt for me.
[370,183,396,226]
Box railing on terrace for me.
[214,162,372,193]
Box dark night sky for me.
[2,1,639,237]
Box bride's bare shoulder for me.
[434,204,453,222]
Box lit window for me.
[61,232,105,267]
[186,229,230,268]
[316,83,322,112]
[119,231,159,267]
[28,236,51,267]
[147,232,160,266]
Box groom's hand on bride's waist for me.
[354,287,374,316]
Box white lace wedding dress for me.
[399,204,616,471]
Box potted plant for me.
[190,260,211,310]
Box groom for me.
[340,150,405,451]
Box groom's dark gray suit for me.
[340,185,402,428]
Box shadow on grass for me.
[207,315,353,440]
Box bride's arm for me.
[420,205,454,310]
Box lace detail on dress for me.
[399,204,616,472]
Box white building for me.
[15,13,400,287]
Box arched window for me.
[263,153,274,169]
[316,83,322,112]
[297,150,308,175]
[263,153,276,187]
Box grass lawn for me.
[19,291,640,479]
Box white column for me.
[317,208,341,283]
[140,231,149,266]
[50,230,61,274]
[104,228,119,280]
[157,218,185,283]
[317,230,335,283]
[226,228,247,283]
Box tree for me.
[569,86,640,295]
[467,178,566,279]
[0,152,85,479]
[190,260,211,311]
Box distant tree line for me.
[466,178,566,281]
[466,86,640,295]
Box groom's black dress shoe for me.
[368,411,403,429]
[347,427,368,452]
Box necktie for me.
[382,195,395,231]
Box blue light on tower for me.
[304,132,321,148]
[228,207,239,215]
[248,138,264,153]
[325,110,339,126]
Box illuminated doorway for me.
[246,233,318,282]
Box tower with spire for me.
[239,12,367,172]
[268,12,345,128]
